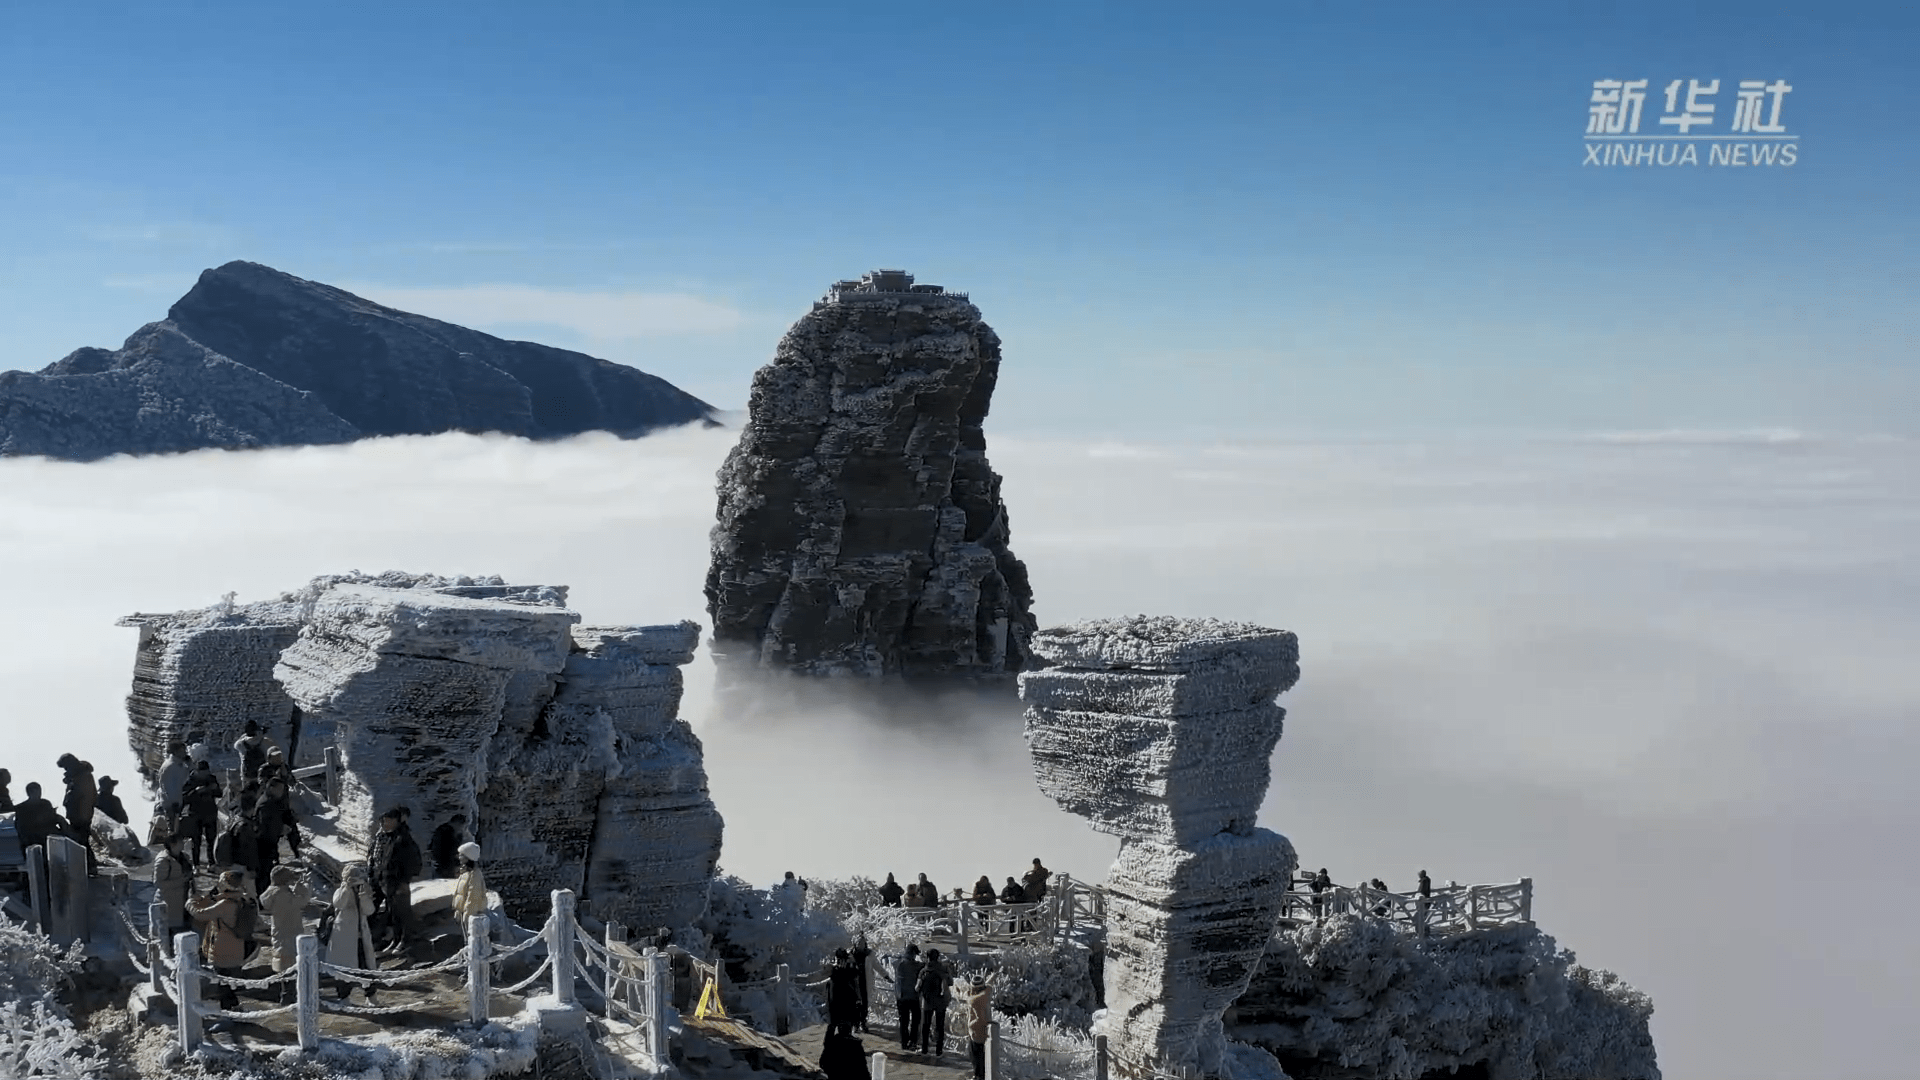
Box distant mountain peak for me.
[1,263,715,461]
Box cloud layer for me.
[1,428,1912,1079]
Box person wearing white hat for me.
[453,841,489,930]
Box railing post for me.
[468,914,491,1027]
[1466,885,1480,930]
[775,962,791,1035]
[146,901,168,993]
[174,932,202,1055]
[958,901,971,957]
[1520,877,1533,923]
[323,746,340,804]
[871,1050,888,1079]
[647,949,671,1066]
[605,923,624,1009]
[24,845,47,932]
[296,933,319,1051]
[987,1019,1000,1080]
[550,889,575,1005]
[1096,1034,1109,1080]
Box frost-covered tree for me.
[0,915,108,1076]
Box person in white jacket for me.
[325,862,381,1003]
[452,842,490,935]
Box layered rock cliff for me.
[1021,616,1302,1079]
[121,573,723,926]
[705,269,1036,683]
[3,261,715,460]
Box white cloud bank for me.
[0,428,1914,1080]
[342,282,746,339]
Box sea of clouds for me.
[1,424,1914,1080]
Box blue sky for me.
[1,1,1912,436]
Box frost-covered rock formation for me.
[2,261,715,460]
[1020,616,1301,1079]
[705,269,1036,682]
[1231,916,1660,1080]
[121,573,723,925]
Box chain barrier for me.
[496,955,556,997]
[200,1002,300,1023]
[202,967,297,990]
[117,907,153,948]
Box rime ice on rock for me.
[121,573,723,926]
[705,269,1036,683]
[1020,616,1301,1080]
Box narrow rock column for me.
[1019,617,1301,1080]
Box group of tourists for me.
[1291,867,1438,919]
[1,755,122,871]
[883,942,995,1078]
[875,858,1052,910]
[0,722,503,1018]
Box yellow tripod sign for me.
[693,975,728,1020]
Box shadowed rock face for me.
[1021,616,1301,1080]
[2,261,714,460]
[705,271,1035,684]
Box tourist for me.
[56,754,96,840]
[999,876,1024,904]
[147,803,177,848]
[373,808,422,955]
[157,742,190,812]
[428,813,472,878]
[0,767,13,812]
[253,779,299,882]
[877,872,904,907]
[916,872,938,909]
[326,862,381,1003]
[259,746,294,790]
[893,943,924,1051]
[94,777,129,825]
[187,870,250,1009]
[1310,868,1331,918]
[452,842,489,934]
[903,883,924,909]
[178,762,222,868]
[967,978,992,1080]
[916,947,952,1058]
[233,720,271,787]
[1022,858,1051,902]
[258,865,310,1003]
[851,933,873,1033]
[153,835,193,935]
[972,875,997,905]
[1369,877,1390,916]
[13,782,64,854]
[825,947,860,1038]
[215,807,260,891]
[1415,869,1432,937]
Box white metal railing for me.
[133,887,670,1066]
[1278,878,1534,937]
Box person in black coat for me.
[13,783,65,853]
[999,877,1025,904]
[94,777,129,825]
[178,762,222,868]
[1310,868,1332,918]
[825,948,861,1038]
[915,948,952,1058]
[372,810,423,954]
[971,876,997,905]
[253,779,299,878]
[877,873,905,907]
[0,768,14,812]
[850,933,873,1033]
